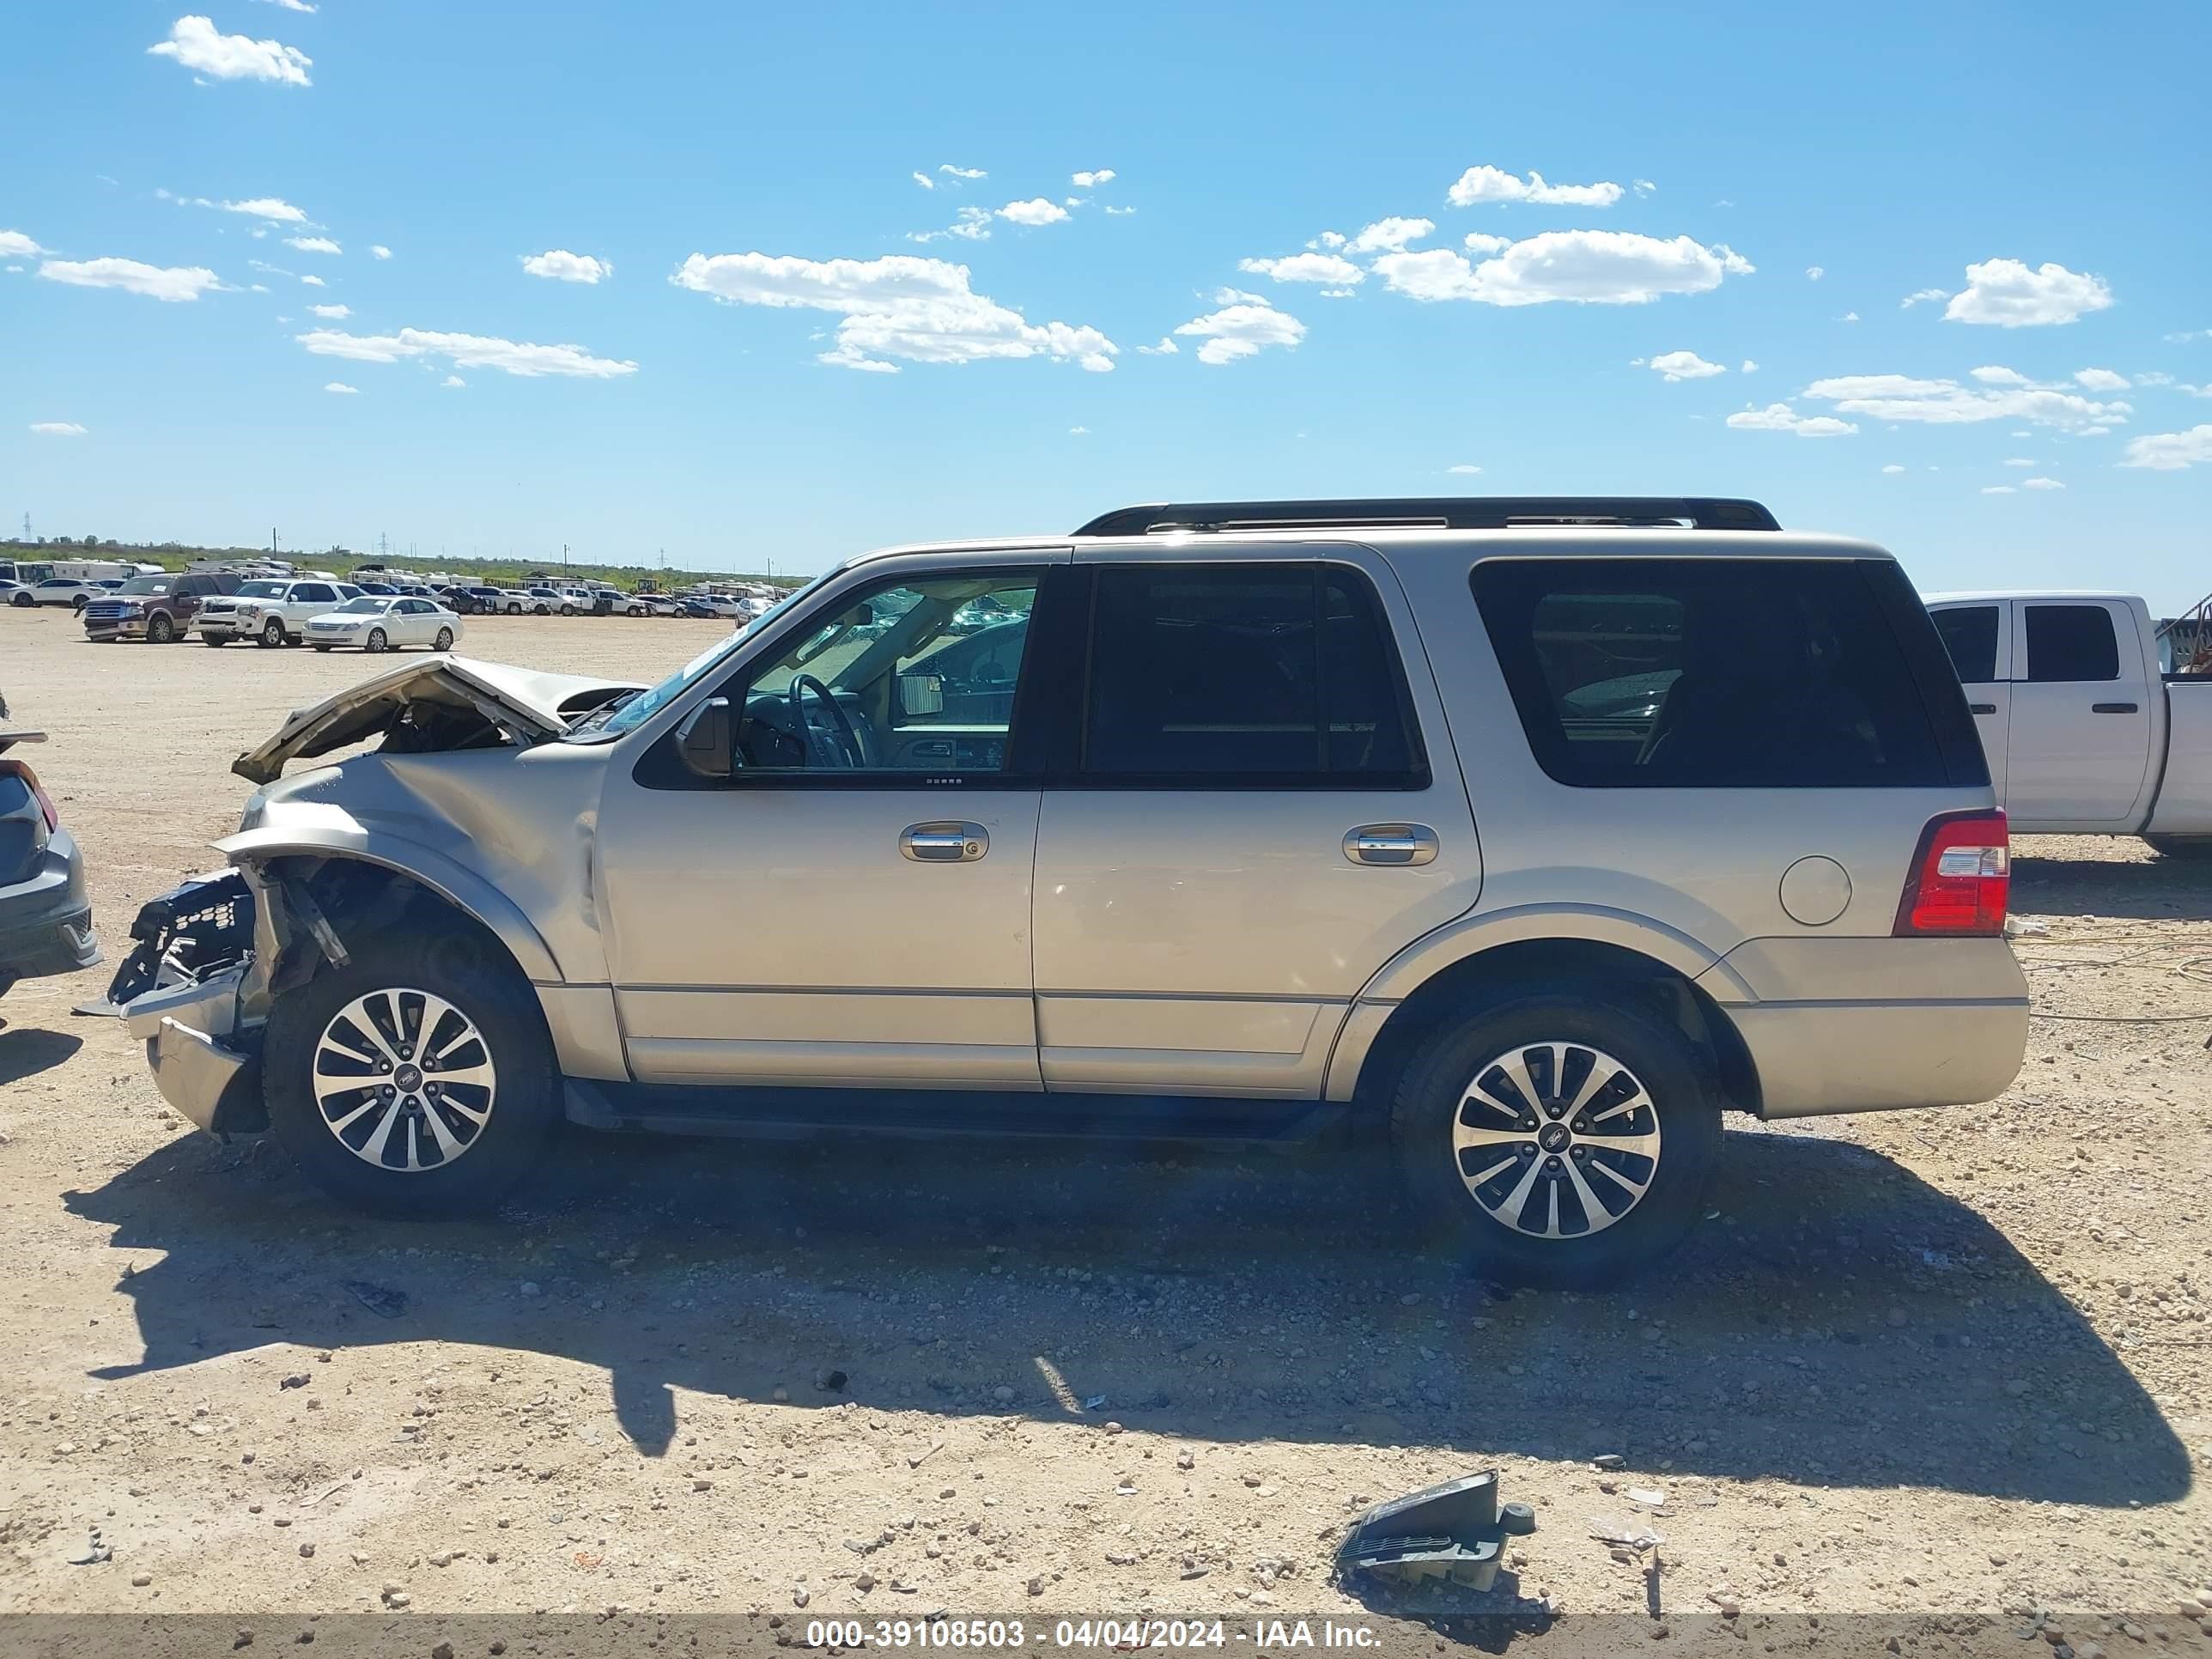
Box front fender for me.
[215,824,565,984]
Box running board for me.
[562,1079,1344,1146]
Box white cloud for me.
[2074,367,2130,392]
[1839,311,1861,322]
[1372,230,1753,307]
[1462,232,1511,254]
[1346,216,1433,254]
[1806,265,1825,281]
[323,381,357,394]
[911,172,933,190]
[911,206,994,243]
[2002,456,2034,466]
[441,374,465,387]
[1172,289,1307,366]
[2022,477,2065,489]
[1971,365,2031,385]
[1633,179,1656,196]
[1981,485,2017,495]
[521,249,611,283]
[29,422,87,436]
[1741,359,1759,373]
[285,234,340,254]
[1644,349,1727,382]
[220,197,306,222]
[1136,337,1178,356]
[1802,372,2129,430]
[672,251,1116,374]
[1943,258,2113,327]
[1446,464,1483,475]
[1238,252,1364,287]
[1901,287,1949,308]
[299,273,325,286]
[2119,425,2212,471]
[0,231,44,258]
[148,15,311,85]
[307,301,349,318]
[1103,205,1135,216]
[1311,230,1347,250]
[38,257,219,301]
[1881,464,1905,474]
[256,0,316,10]
[997,198,1068,228]
[1071,169,1115,188]
[938,165,986,180]
[369,244,392,260]
[1445,166,1624,209]
[297,326,640,379]
[1725,403,1857,437]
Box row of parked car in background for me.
[0,557,781,648]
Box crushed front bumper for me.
[111,872,267,1133]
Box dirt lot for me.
[1,606,2208,1652]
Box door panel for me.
[2006,600,2153,826]
[1929,602,2010,799]
[1032,550,1481,1097]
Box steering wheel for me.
[791,674,866,769]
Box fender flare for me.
[1323,902,1756,1101]
[215,825,565,984]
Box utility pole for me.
[270,526,278,557]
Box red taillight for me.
[0,758,58,832]
[1894,809,2009,936]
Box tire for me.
[204,635,227,647]
[433,627,454,651]
[259,617,287,648]
[262,925,562,1217]
[72,595,88,612]
[2145,835,2212,860]
[559,605,575,617]
[364,627,389,654]
[148,613,176,644]
[1390,988,1723,1289]
[9,592,31,608]
[506,602,522,616]
[628,605,645,617]
[313,643,333,653]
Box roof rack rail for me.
[1072,496,1782,537]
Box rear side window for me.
[2024,604,2119,682]
[1470,557,1967,788]
[293,583,336,604]
[1933,605,2000,683]
[1080,563,1426,787]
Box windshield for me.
[118,576,174,595]
[335,596,390,614]
[581,571,830,738]
[235,580,287,599]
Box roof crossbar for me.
[1073,496,1782,537]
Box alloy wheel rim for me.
[1450,1042,1661,1238]
[312,988,498,1172]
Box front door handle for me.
[1343,823,1439,866]
[1967,702,1996,715]
[2091,702,2139,714]
[901,821,988,863]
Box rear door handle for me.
[901,821,988,863]
[2092,702,2139,714]
[1967,702,1996,715]
[1343,823,1439,866]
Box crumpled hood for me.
[232,654,643,784]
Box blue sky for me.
[6,1,2210,604]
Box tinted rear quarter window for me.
[1470,557,1974,788]
[2024,604,2119,682]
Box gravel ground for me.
[1,607,2207,1654]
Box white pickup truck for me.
[1925,590,2212,855]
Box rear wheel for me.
[433,626,454,651]
[204,635,228,647]
[313,643,333,653]
[1391,989,1722,1288]
[263,926,561,1217]
[2145,835,2212,860]
[148,612,176,644]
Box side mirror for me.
[899,674,945,718]
[676,696,734,780]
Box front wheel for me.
[433,627,454,651]
[559,604,575,617]
[2145,835,2212,861]
[204,635,228,647]
[1390,990,1722,1289]
[259,617,287,647]
[148,613,176,644]
[364,627,389,654]
[262,926,562,1217]
[313,643,333,653]
[72,595,88,612]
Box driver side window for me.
[727,570,1041,775]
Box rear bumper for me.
[0,829,102,986]
[1699,937,2028,1118]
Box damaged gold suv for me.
[110,498,2028,1285]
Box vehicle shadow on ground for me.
[64,1124,2189,1508]
[0,1026,83,1085]
[2010,846,2211,920]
